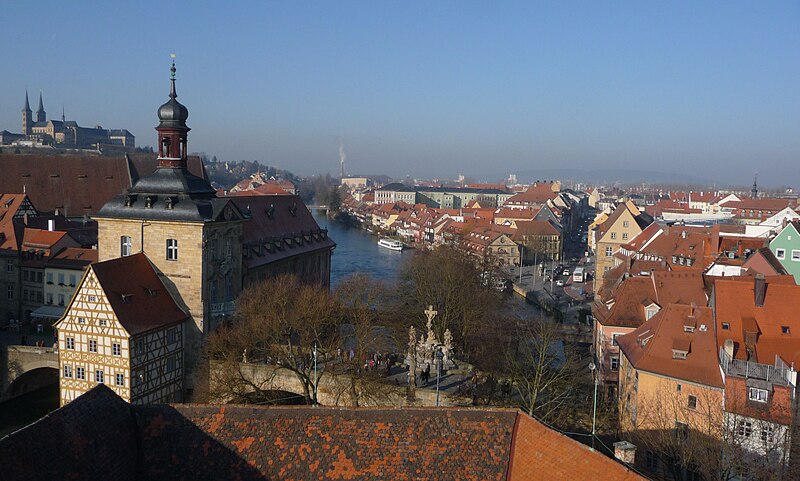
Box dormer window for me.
[722,322,730,330]
[683,325,695,333]
[165,197,174,210]
[672,349,688,360]
[782,326,790,334]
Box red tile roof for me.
[713,277,800,366]
[87,253,188,335]
[618,304,723,388]
[0,385,644,480]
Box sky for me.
[1,1,799,187]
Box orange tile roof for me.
[508,413,645,480]
[594,270,707,328]
[713,277,800,366]
[618,304,723,388]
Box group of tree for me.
[201,245,588,424]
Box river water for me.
[313,210,406,287]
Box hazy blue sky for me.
[2,1,798,186]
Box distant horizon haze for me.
[1,2,798,188]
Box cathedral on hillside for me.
[0,91,134,148]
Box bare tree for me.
[206,274,336,405]
[503,318,581,423]
[329,273,403,406]
[397,245,503,360]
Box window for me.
[611,232,617,240]
[782,326,790,334]
[115,373,125,387]
[69,274,76,286]
[5,259,12,273]
[612,333,621,346]
[676,383,682,392]
[95,370,104,384]
[722,322,730,330]
[623,221,630,228]
[167,327,176,344]
[737,420,753,437]
[88,339,97,353]
[89,295,96,302]
[793,250,800,262]
[58,294,65,306]
[622,233,628,240]
[225,238,232,257]
[167,356,176,372]
[58,273,65,285]
[672,349,687,360]
[761,425,775,443]
[120,236,132,257]
[610,357,620,371]
[78,317,85,324]
[675,421,689,440]
[605,247,613,257]
[46,272,53,284]
[63,365,72,378]
[76,367,85,380]
[99,319,106,327]
[112,343,121,356]
[776,249,785,260]
[645,451,658,470]
[166,239,178,261]
[66,337,75,350]
[748,387,768,403]
[36,271,42,283]
[6,285,13,300]
[688,395,697,410]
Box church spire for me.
[751,173,758,199]
[23,91,31,112]
[36,91,46,122]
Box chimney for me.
[613,441,637,464]
[754,274,766,307]
[47,219,55,231]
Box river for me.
[313,210,407,287]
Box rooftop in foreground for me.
[0,385,644,481]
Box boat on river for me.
[377,238,404,251]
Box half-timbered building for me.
[56,253,188,406]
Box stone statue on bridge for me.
[405,306,456,385]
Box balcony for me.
[720,348,792,386]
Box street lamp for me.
[589,361,598,449]
[435,349,444,407]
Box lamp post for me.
[313,342,318,407]
[589,361,598,449]
[435,349,444,407]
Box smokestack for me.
[47,219,55,232]
[754,274,766,308]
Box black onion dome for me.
[157,64,189,129]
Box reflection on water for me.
[313,211,406,287]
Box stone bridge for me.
[0,345,59,401]
[212,362,473,408]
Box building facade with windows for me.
[55,253,187,406]
[769,220,800,284]
[593,202,652,294]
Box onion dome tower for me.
[97,60,219,221]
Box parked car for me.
[562,269,570,276]
[556,279,565,286]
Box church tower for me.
[36,92,46,123]
[21,91,32,135]
[95,61,245,398]
[751,173,758,199]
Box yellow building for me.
[56,253,187,406]
[593,202,651,293]
[617,304,724,477]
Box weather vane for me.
[170,53,176,79]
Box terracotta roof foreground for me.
[0,385,644,481]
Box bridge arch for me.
[5,366,59,400]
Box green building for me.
[770,221,800,283]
